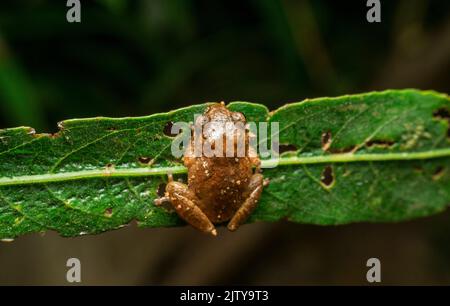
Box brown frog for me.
[154,102,269,236]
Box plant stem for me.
[1,148,450,187]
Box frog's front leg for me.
[227,173,269,231]
[155,177,217,236]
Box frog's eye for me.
[195,115,208,126]
[231,112,245,122]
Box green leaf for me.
[0,89,449,239]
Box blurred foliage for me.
[0,0,448,132]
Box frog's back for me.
[187,156,252,223]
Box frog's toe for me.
[227,223,237,232]
[154,196,169,206]
[167,172,174,182]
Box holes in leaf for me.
[433,108,450,120]
[29,128,62,139]
[329,146,355,154]
[157,183,167,197]
[432,166,445,181]
[321,131,332,151]
[138,156,153,165]
[433,108,450,139]
[366,139,395,148]
[104,163,115,175]
[104,208,113,217]
[320,166,334,188]
[277,144,298,154]
[107,127,117,131]
[163,121,178,137]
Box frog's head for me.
[200,102,246,125]
[194,102,247,149]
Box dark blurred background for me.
[0,0,449,285]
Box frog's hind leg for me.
[227,173,268,231]
[162,181,217,236]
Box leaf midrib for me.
[1,148,450,187]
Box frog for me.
[154,102,269,236]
